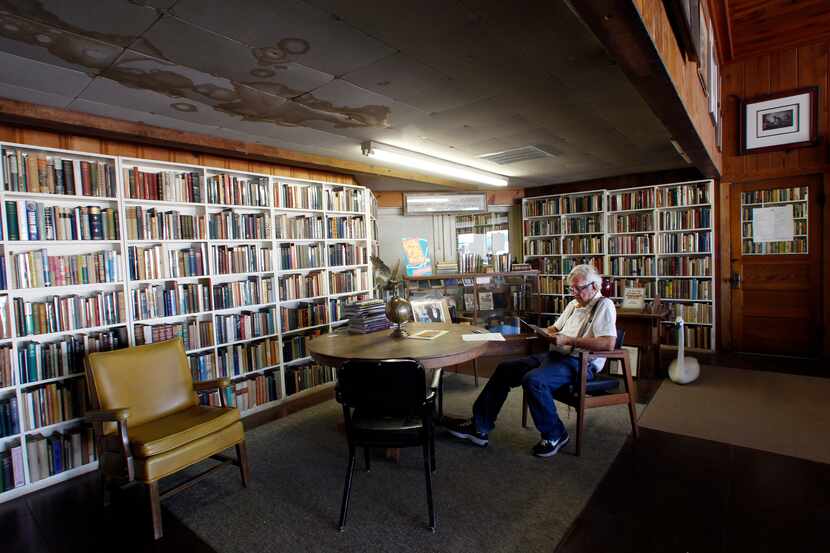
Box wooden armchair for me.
[85,338,250,539]
[521,330,639,456]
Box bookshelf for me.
[456,209,511,272]
[0,142,374,502]
[740,185,808,255]
[521,180,715,352]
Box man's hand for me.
[550,333,573,348]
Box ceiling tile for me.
[0,12,122,74]
[170,0,395,76]
[135,15,333,98]
[0,0,159,47]
[0,81,73,108]
[0,49,91,96]
[68,97,223,136]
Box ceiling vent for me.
[478,145,560,165]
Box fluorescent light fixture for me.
[362,141,508,187]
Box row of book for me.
[13,292,126,337]
[124,167,202,203]
[610,256,655,276]
[206,174,270,207]
[208,210,270,240]
[275,214,325,239]
[3,149,117,197]
[662,325,711,349]
[5,201,118,241]
[329,269,368,294]
[0,396,19,437]
[656,255,711,276]
[608,189,654,211]
[326,188,363,213]
[134,319,213,351]
[232,369,281,412]
[656,183,709,207]
[434,261,457,275]
[457,253,485,274]
[523,218,560,237]
[188,351,217,382]
[540,276,564,294]
[609,279,655,298]
[562,237,603,255]
[27,425,97,483]
[214,277,273,310]
[524,197,560,217]
[657,279,712,300]
[562,193,603,214]
[0,440,23,491]
[127,244,207,280]
[282,332,313,363]
[20,377,86,431]
[278,243,324,270]
[285,362,335,396]
[17,328,128,385]
[328,243,367,266]
[279,271,323,300]
[11,249,122,289]
[563,214,601,234]
[657,231,711,254]
[563,256,603,274]
[327,216,366,239]
[131,281,210,321]
[491,253,511,272]
[742,220,807,237]
[213,244,273,274]
[608,235,653,255]
[527,256,560,275]
[741,186,807,205]
[281,302,329,331]
[125,207,204,241]
[524,238,560,256]
[280,183,323,210]
[658,207,711,231]
[742,237,807,255]
[540,295,566,315]
[668,303,712,324]
[742,202,807,220]
[217,338,280,378]
[215,308,278,345]
[608,212,654,233]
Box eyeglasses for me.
[569,282,595,294]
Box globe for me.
[386,296,413,337]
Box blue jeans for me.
[472,352,594,441]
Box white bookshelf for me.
[0,141,374,502]
[521,179,716,352]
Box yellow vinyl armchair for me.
[84,338,250,539]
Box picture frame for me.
[739,87,818,154]
[663,0,700,62]
[697,1,710,97]
[410,297,451,324]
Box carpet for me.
[639,365,830,464]
[164,374,639,553]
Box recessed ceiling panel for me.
[170,0,395,76]
[0,81,74,108]
[0,49,91,96]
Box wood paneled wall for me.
[0,123,357,184]
[633,0,722,173]
[720,40,830,356]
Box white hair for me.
[567,264,602,287]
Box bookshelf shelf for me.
[0,140,375,503]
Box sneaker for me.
[447,421,489,447]
[532,431,570,457]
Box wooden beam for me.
[0,97,471,189]
[567,0,720,178]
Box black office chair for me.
[521,329,639,455]
[335,359,441,532]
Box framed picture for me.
[410,297,451,324]
[708,26,719,125]
[739,87,818,154]
[697,1,710,96]
[663,0,700,62]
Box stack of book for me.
[435,261,457,275]
[343,299,390,334]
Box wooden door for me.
[729,175,823,355]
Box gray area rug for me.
[165,374,638,553]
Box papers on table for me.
[462,333,505,342]
[407,329,448,340]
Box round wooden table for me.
[307,323,489,369]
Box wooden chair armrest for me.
[86,408,130,422]
[193,378,232,393]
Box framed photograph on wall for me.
[663,0,700,62]
[739,87,818,154]
[697,1,710,96]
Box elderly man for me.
[448,264,616,457]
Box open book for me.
[518,318,555,340]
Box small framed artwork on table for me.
[739,87,818,154]
[410,298,451,324]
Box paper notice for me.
[753,205,794,242]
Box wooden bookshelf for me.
[0,142,374,502]
[521,180,716,351]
